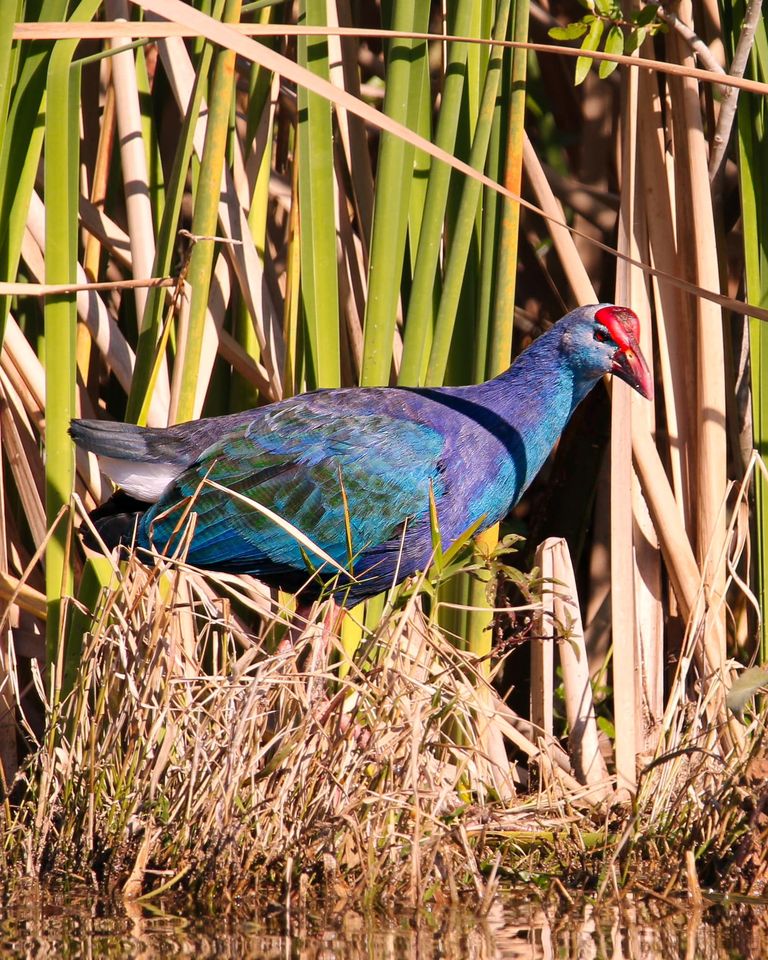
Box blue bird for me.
[71,304,652,605]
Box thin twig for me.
[652,3,726,85]
[10,21,768,96]
[0,277,176,297]
[709,0,764,184]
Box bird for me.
[71,304,652,606]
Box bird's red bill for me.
[596,305,654,401]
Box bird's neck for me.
[484,328,597,418]
[472,329,601,486]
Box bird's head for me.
[560,304,653,400]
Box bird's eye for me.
[594,327,609,343]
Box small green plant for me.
[549,0,664,83]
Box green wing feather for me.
[139,395,446,582]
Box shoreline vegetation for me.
[2,541,767,909]
[1,0,767,913]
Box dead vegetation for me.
[0,540,765,911]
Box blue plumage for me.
[71,304,652,604]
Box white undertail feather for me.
[97,456,178,502]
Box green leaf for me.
[441,514,488,568]
[597,716,615,739]
[599,25,624,78]
[726,668,768,716]
[485,0,530,383]
[633,3,659,27]
[398,0,475,388]
[175,0,243,422]
[297,0,340,389]
[361,0,431,387]
[425,0,512,386]
[594,0,616,15]
[575,17,603,84]
[45,35,80,686]
[428,480,444,573]
[128,32,218,424]
[625,25,648,54]
[548,22,590,41]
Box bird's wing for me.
[139,394,447,581]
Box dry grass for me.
[1,537,766,912]
[2,551,530,908]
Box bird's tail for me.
[70,419,189,501]
[69,418,197,463]
[70,421,162,549]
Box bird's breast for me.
[430,420,526,543]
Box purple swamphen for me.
[71,304,652,605]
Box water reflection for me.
[0,889,765,959]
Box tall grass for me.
[0,0,767,906]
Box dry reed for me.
[0,525,765,911]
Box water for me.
[0,890,765,958]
